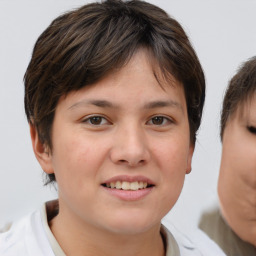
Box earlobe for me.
[30,124,54,174]
[186,145,194,174]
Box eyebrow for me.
[68,100,116,110]
[68,99,183,112]
[144,100,183,111]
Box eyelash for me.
[147,115,173,126]
[82,116,110,126]
[247,126,256,134]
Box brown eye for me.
[147,116,172,126]
[90,116,102,125]
[83,116,109,126]
[151,116,164,125]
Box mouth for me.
[101,181,154,191]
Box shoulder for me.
[199,207,223,237]
[0,208,54,256]
[0,214,30,256]
[162,219,226,256]
[199,208,256,255]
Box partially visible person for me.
[199,57,256,255]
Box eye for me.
[147,116,172,126]
[247,126,256,134]
[82,116,110,126]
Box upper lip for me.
[102,175,155,185]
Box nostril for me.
[117,159,145,166]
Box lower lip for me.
[102,186,154,201]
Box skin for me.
[218,96,256,247]
[31,49,193,256]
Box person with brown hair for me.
[0,0,225,255]
[199,57,256,255]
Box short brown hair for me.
[220,56,256,139]
[24,0,205,183]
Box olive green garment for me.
[199,208,256,256]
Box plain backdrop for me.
[1,0,256,232]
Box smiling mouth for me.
[102,181,154,191]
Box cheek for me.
[51,136,98,184]
[219,137,256,221]
[238,142,256,187]
[152,138,190,184]
[154,142,189,213]
[155,138,190,166]
[224,143,256,186]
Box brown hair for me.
[220,56,256,139]
[24,0,205,183]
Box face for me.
[33,49,193,235]
[218,96,256,246]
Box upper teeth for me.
[106,181,148,190]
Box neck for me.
[49,203,165,256]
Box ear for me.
[186,145,194,174]
[30,124,54,174]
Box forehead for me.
[61,49,186,107]
[107,48,183,88]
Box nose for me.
[110,125,150,167]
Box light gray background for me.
[1,0,256,231]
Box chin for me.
[104,213,160,235]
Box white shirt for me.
[0,202,226,256]
[162,219,226,256]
